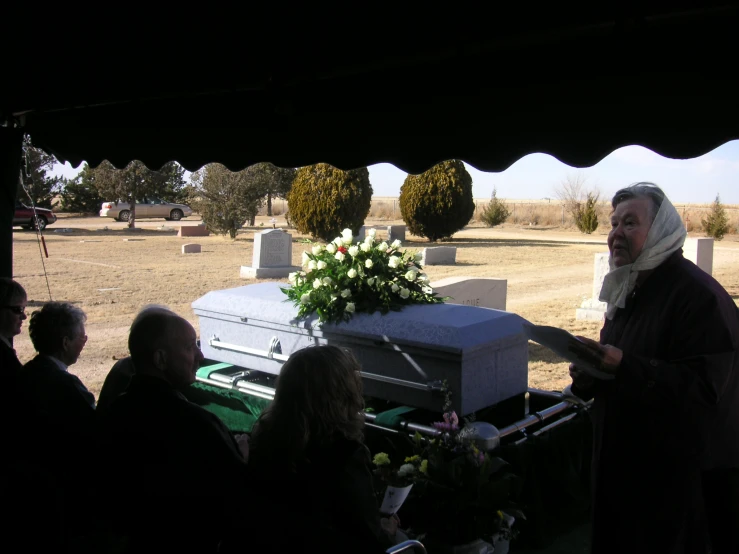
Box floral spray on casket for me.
[282,228,445,324]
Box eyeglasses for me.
[1,306,26,315]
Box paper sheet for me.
[379,484,413,515]
[523,323,615,381]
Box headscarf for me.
[598,195,686,320]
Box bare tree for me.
[554,172,602,233]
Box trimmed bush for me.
[399,160,475,241]
[702,194,730,240]
[287,164,372,241]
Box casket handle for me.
[208,336,290,362]
[360,372,443,393]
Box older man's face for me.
[163,319,204,388]
[608,197,654,267]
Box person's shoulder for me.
[672,256,734,304]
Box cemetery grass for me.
[12,214,739,398]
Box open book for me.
[523,323,615,381]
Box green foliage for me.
[573,192,599,234]
[19,142,61,209]
[189,163,265,239]
[702,194,731,240]
[283,228,443,324]
[479,187,510,227]
[399,160,475,241]
[287,164,372,241]
[59,175,104,214]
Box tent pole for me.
[0,127,23,279]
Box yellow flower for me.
[471,444,480,455]
[373,452,391,466]
[497,510,504,518]
[420,459,429,474]
[405,455,420,463]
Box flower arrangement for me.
[282,228,444,324]
[406,384,523,546]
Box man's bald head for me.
[128,307,203,387]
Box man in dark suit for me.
[0,277,27,378]
[99,307,248,554]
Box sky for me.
[52,140,739,204]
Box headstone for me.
[430,276,507,310]
[240,229,301,279]
[178,225,210,237]
[182,243,201,254]
[421,246,457,266]
[575,252,610,321]
[357,225,378,242]
[122,238,144,242]
[388,225,406,242]
[683,237,714,275]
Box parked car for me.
[13,201,57,230]
[99,196,193,222]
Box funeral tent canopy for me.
[2,3,739,277]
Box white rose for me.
[345,302,356,313]
[419,273,429,284]
[368,228,377,237]
[313,278,322,289]
[300,293,311,305]
[391,283,399,293]
[312,245,323,256]
[342,228,354,241]
[377,241,388,252]
[365,259,373,269]
[414,252,423,262]
[308,260,317,270]
[335,251,346,262]
[348,245,359,257]
[422,285,433,294]
[398,463,416,478]
[326,243,337,254]
[341,288,352,298]
[399,288,410,299]
[330,294,338,302]
[333,237,344,247]
[317,261,327,270]
[301,252,310,265]
[405,269,418,281]
[367,278,375,286]
[360,242,371,252]
[391,239,402,248]
[322,276,333,286]
[388,256,400,268]
[348,268,358,279]
[295,277,303,286]
[288,272,297,283]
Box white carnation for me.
[288,272,297,283]
[405,269,418,281]
[368,228,377,237]
[360,242,371,252]
[377,241,389,252]
[348,268,358,279]
[333,237,344,247]
[326,243,337,254]
[367,278,375,286]
[300,293,311,305]
[388,256,401,268]
[365,259,373,269]
[398,463,416,477]
[345,302,356,313]
[341,288,352,298]
[341,228,354,241]
[312,245,323,256]
[301,252,310,265]
[391,239,402,248]
[322,276,333,286]
[419,273,430,284]
[399,288,410,299]
[414,252,423,262]
[335,251,346,262]
[348,245,359,257]
[308,260,317,270]
[391,283,400,293]
[313,278,322,289]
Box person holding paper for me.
[567,183,739,554]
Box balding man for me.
[100,307,247,554]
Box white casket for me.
[192,282,528,415]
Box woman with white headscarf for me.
[568,183,739,554]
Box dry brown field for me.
[11,212,739,399]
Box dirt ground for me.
[11,214,739,398]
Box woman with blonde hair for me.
[242,345,394,554]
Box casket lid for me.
[192,282,527,354]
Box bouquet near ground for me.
[282,228,444,324]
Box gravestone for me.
[430,276,507,310]
[388,225,406,242]
[575,252,610,321]
[240,229,301,279]
[178,224,210,237]
[182,243,201,254]
[421,246,457,266]
[683,237,714,275]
